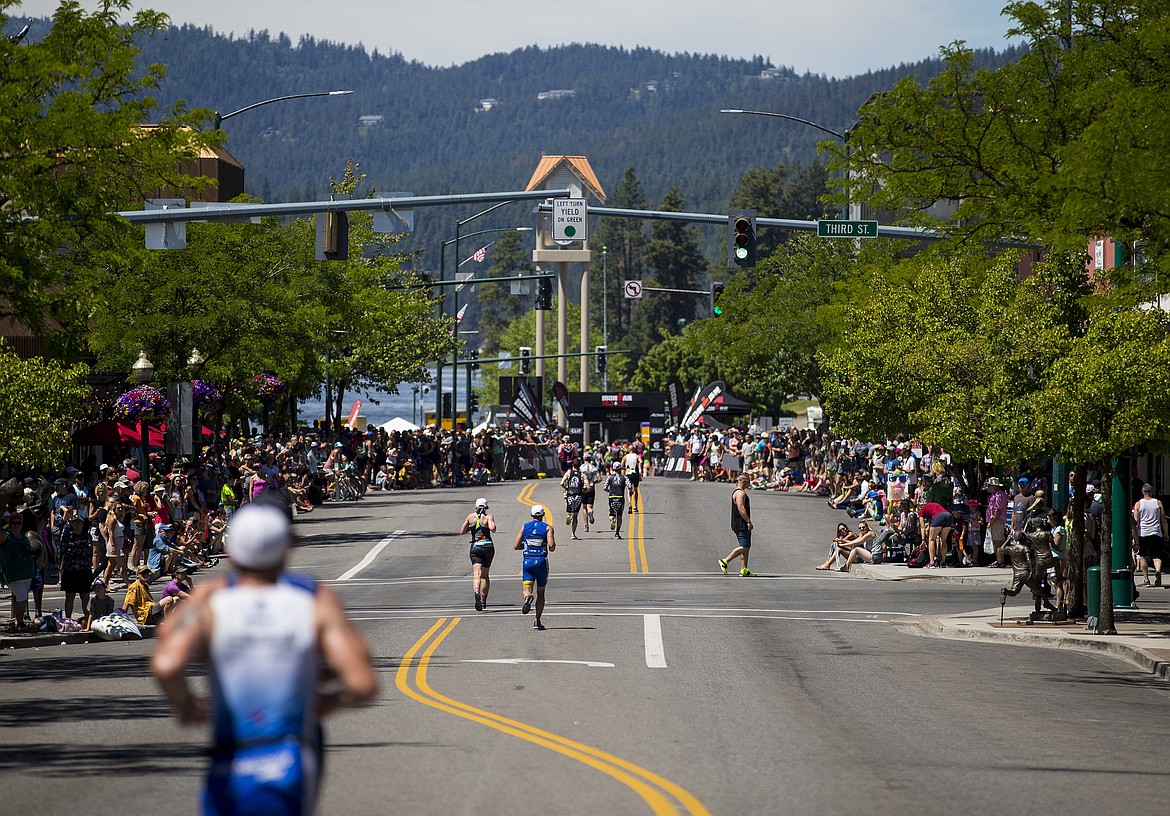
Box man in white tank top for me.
[1133,483,1167,587]
[152,502,376,816]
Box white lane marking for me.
[350,612,906,624]
[337,530,407,581]
[462,659,614,668]
[644,614,667,668]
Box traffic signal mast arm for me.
[455,349,629,366]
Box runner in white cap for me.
[152,502,376,816]
[514,504,556,630]
[459,497,497,611]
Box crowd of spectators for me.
[0,418,576,633]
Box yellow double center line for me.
[628,486,649,574]
[396,618,709,816]
[518,482,648,574]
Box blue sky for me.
[15,1,1020,77]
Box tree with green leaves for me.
[624,188,707,361]
[627,332,721,394]
[828,0,1170,265]
[0,0,218,324]
[1032,303,1170,634]
[589,168,648,342]
[477,303,602,408]
[686,234,889,411]
[0,341,90,471]
[474,229,533,352]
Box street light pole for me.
[720,109,849,219]
[602,246,608,390]
[214,90,354,129]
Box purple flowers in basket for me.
[252,373,285,402]
[192,379,222,409]
[113,386,172,422]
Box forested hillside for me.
[128,23,1021,266]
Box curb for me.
[849,566,1013,586]
[1,625,158,651]
[900,616,1170,681]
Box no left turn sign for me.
[624,280,643,299]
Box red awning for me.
[74,420,164,447]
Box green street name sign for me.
[817,219,879,238]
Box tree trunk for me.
[1067,461,1086,618]
[1097,458,1116,635]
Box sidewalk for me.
[851,563,1170,681]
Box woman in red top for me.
[918,501,953,569]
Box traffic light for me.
[727,209,756,268]
[711,282,726,316]
[469,393,480,415]
[595,345,607,374]
[536,273,553,310]
[468,348,480,370]
[519,346,532,375]
[316,211,349,261]
[441,392,453,418]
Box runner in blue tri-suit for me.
[513,504,557,630]
[152,503,377,816]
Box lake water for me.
[296,368,481,428]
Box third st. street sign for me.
[817,219,879,238]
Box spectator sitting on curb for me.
[85,577,115,631]
[816,522,864,571]
[839,520,886,571]
[158,566,192,617]
[122,565,163,626]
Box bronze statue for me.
[1000,539,1056,611]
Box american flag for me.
[472,246,487,263]
[450,304,468,335]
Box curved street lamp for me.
[130,351,155,472]
[721,109,850,218]
[214,90,354,129]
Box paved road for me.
[3,478,1169,815]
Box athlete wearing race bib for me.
[605,464,628,539]
[622,448,642,513]
[459,497,497,611]
[152,503,377,816]
[579,454,599,531]
[513,504,556,630]
[560,460,585,539]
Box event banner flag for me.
[680,381,724,429]
[552,381,571,421]
[666,378,685,421]
[511,380,546,429]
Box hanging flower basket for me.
[192,379,222,409]
[113,386,172,423]
[252,373,286,403]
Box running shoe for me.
[566,513,573,526]
[718,558,729,575]
[571,534,580,540]
[533,620,545,630]
[629,505,634,514]
[740,569,757,577]
[588,512,595,524]
[522,594,534,615]
[609,517,616,530]
[584,523,589,532]
[614,532,622,539]
[474,592,482,612]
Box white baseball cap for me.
[475,497,489,509]
[227,503,292,570]
[530,504,545,517]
